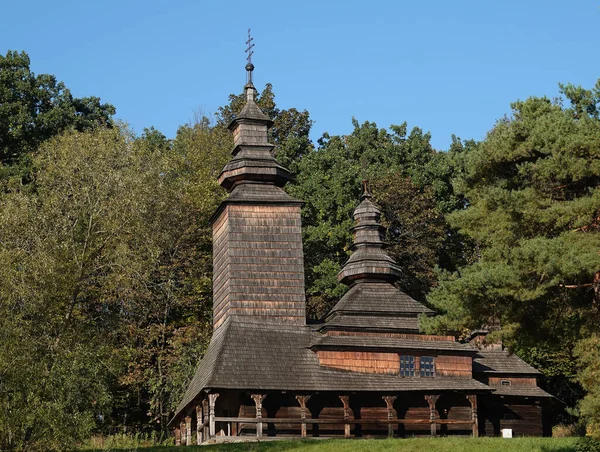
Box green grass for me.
[84,437,581,452]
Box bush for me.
[576,437,600,452]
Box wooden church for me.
[168,61,553,445]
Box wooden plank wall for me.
[481,400,543,436]
[436,355,472,377]
[317,351,471,377]
[488,377,537,386]
[317,350,399,374]
[213,205,306,330]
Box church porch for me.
[175,389,480,445]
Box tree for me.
[575,335,600,439]
[423,80,600,411]
[0,127,150,450]
[0,51,115,170]
[372,175,446,302]
[0,118,233,448]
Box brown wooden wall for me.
[317,350,400,374]
[436,355,472,377]
[488,377,537,386]
[317,351,471,377]
[480,398,543,436]
[213,204,306,330]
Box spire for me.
[245,28,255,86]
[337,182,401,285]
[361,179,371,200]
[217,33,289,191]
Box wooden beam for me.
[382,395,397,438]
[339,395,351,438]
[196,404,203,444]
[466,394,479,437]
[213,416,474,425]
[295,395,311,438]
[179,421,186,445]
[174,427,181,446]
[208,393,220,438]
[251,394,267,438]
[424,395,440,437]
[185,416,192,446]
[202,398,209,441]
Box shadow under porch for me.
[174,389,480,445]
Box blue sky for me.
[2,0,599,150]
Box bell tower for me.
[211,57,306,330]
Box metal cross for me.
[245,28,255,64]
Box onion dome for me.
[337,180,402,285]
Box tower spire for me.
[217,30,289,191]
[337,183,401,286]
[245,28,255,87]
[361,179,372,200]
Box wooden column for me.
[251,394,267,438]
[174,427,181,446]
[296,395,311,438]
[196,404,203,444]
[382,395,397,438]
[180,421,186,445]
[185,416,192,446]
[208,393,220,438]
[466,394,479,437]
[424,395,440,437]
[339,395,351,438]
[202,399,209,441]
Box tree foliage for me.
[0,50,115,170]
[0,122,231,449]
[575,335,600,439]
[423,80,600,411]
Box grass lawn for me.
[85,437,580,452]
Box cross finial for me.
[245,28,255,85]
[245,29,255,65]
[361,179,372,200]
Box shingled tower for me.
[319,180,433,336]
[211,61,305,330]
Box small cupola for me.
[337,180,402,285]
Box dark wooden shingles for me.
[328,282,434,317]
[490,386,553,398]
[473,350,541,375]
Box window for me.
[400,355,415,376]
[420,356,435,377]
[501,379,511,386]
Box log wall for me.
[488,377,537,386]
[317,350,399,374]
[480,398,543,436]
[435,355,472,377]
[213,204,306,330]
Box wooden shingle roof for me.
[321,313,420,332]
[490,386,553,398]
[473,350,541,375]
[172,317,491,422]
[327,282,434,318]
